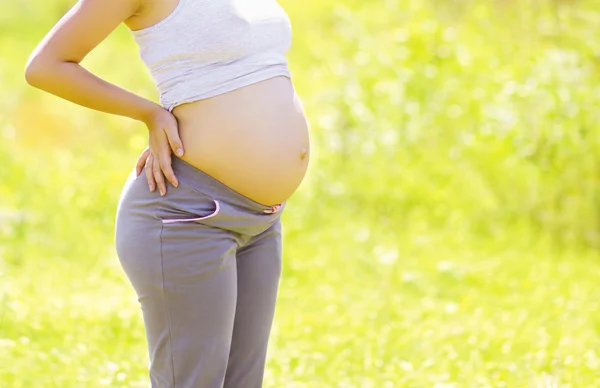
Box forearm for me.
[25,60,159,123]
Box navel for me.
[300,148,309,160]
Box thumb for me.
[164,125,184,157]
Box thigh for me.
[158,221,239,388]
[224,219,283,388]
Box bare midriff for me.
[171,76,310,206]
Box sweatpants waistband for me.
[171,157,284,215]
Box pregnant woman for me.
[25,0,310,386]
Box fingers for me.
[145,153,156,192]
[145,113,182,196]
[164,125,184,157]
[159,153,179,189]
[145,151,178,195]
[152,153,167,196]
[136,147,151,176]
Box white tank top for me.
[132,0,292,111]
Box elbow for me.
[24,58,46,88]
[25,55,61,88]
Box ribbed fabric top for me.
[131,0,292,111]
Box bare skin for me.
[26,0,310,206]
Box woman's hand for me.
[135,106,184,196]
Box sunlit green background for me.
[2,0,600,386]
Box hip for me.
[114,158,284,276]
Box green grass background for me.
[2,0,600,386]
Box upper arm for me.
[27,0,141,66]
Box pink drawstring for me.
[263,204,282,214]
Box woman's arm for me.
[25,0,182,194]
[24,0,157,121]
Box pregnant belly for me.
[172,76,310,206]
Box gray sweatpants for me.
[115,157,285,388]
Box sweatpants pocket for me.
[160,199,221,224]
[157,181,222,225]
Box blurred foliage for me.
[1,0,600,386]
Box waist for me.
[171,76,310,205]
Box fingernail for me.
[149,185,155,192]
[161,190,166,196]
[176,148,184,157]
